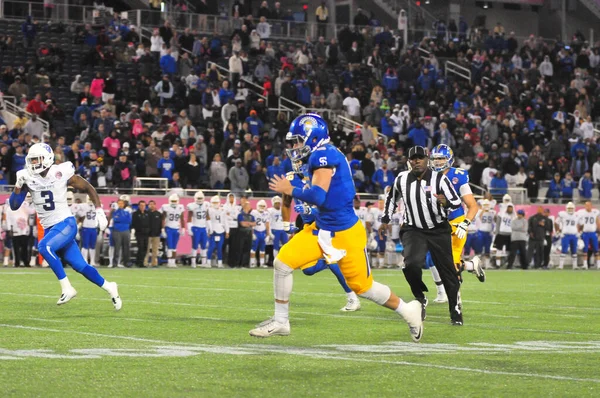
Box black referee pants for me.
[401,223,461,320]
[13,235,29,267]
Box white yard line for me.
[0,292,598,337]
[0,323,599,383]
[27,318,65,323]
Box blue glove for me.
[294,204,312,215]
[283,222,299,235]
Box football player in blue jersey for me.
[285,161,361,312]
[249,113,423,342]
[426,144,485,304]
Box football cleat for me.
[400,300,424,343]
[105,281,122,311]
[117,264,126,268]
[57,287,77,305]
[260,264,268,269]
[471,256,486,282]
[341,297,361,312]
[433,291,448,303]
[249,318,291,337]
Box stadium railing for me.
[445,60,471,82]
[206,61,269,106]
[0,94,50,133]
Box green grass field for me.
[1,267,599,397]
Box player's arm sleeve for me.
[9,186,28,211]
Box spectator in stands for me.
[546,173,562,204]
[70,74,85,94]
[23,114,43,138]
[102,129,121,166]
[257,17,271,40]
[21,16,36,48]
[112,152,135,189]
[372,161,394,194]
[315,2,329,38]
[157,149,175,184]
[90,73,104,101]
[245,110,263,136]
[26,93,45,115]
[343,91,361,122]
[160,49,177,77]
[218,80,235,105]
[560,172,576,203]
[229,158,249,195]
[210,153,227,189]
[489,171,508,200]
[578,170,594,201]
[571,149,589,180]
[523,170,539,203]
[155,75,174,107]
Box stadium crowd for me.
[0,2,599,204]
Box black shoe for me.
[196,255,202,265]
[451,309,463,326]
[417,297,428,321]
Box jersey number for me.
[481,216,492,224]
[41,191,55,211]
[86,211,96,220]
[169,214,181,221]
[196,211,205,220]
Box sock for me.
[201,249,207,259]
[218,260,223,266]
[59,277,72,292]
[463,261,474,271]
[496,256,502,267]
[436,282,446,295]
[394,299,409,317]
[3,255,8,266]
[80,265,105,287]
[596,258,600,269]
[430,266,442,283]
[251,252,256,266]
[274,301,289,323]
[81,248,89,263]
[346,291,358,300]
[108,246,114,266]
[259,254,264,266]
[559,255,565,268]
[89,249,96,265]
[572,256,578,269]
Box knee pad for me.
[273,258,293,276]
[358,281,391,306]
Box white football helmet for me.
[257,199,267,212]
[502,194,512,205]
[110,201,118,211]
[210,195,220,209]
[66,191,74,205]
[119,194,131,204]
[481,199,490,211]
[26,143,54,175]
[566,202,575,214]
[169,194,179,207]
[271,196,282,208]
[194,191,205,204]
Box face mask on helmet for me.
[429,155,449,171]
[286,135,312,162]
[503,194,511,204]
[257,200,267,212]
[169,194,179,207]
[566,202,575,214]
[272,196,282,209]
[211,197,220,208]
[195,192,205,204]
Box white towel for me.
[317,229,347,264]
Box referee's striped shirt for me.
[383,169,462,230]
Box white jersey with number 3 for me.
[161,204,184,229]
[269,207,283,230]
[251,210,269,232]
[557,211,578,235]
[18,162,76,229]
[577,209,600,233]
[187,202,209,227]
[77,203,98,228]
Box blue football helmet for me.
[286,113,330,162]
[429,144,454,172]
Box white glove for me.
[180,227,185,236]
[187,224,193,236]
[15,169,27,189]
[453,220,470,240]
[161,228,167,239]
[96,208,108,231]
[131,229,136,239]
[75,232,80,241]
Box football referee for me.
[381,146,464,325]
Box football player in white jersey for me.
[1,202,13,267]
[556,202,579,269]
[250,199,271,268]
[497,194,512,215]
[493,203,514,268]
[206,195,229,268]
[464,216,482,259]
[353,196,369,229]
[369,196,387,268]
[269,196,288,259]
[187,191,209,267]
[477,199,496,269]
[10,143,120,309]
[77,195,99,267]
[161,194,186,268]
[66,191,79,216]
[576,201,600,270]
[223,193,241,265]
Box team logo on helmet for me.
[42,144,52,153]
[300,116,318,136]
